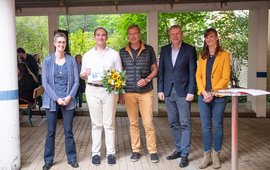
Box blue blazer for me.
[158,42,197,97]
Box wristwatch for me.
[145,78,151,83]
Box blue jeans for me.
[165,87,191,157]
[198,95,227,152]
[44,105,77,164]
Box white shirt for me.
[81,46,122,84]
[171,43,181,67]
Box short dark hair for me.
[127,24,141,33]
[17,48,26,54]
[54,32,67,42]
[94,27,108,36]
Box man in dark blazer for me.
[158,25,197,168]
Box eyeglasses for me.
[56,41,66,44]
[128,32,139,36]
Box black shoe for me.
[130,152,141,162]
[150,153,160,163]
[92,155,101,165]
[42,163,52,170]
[68,161,79,168]
[179,156,189,167]
[166,151,181,160]
[107,154,116,165]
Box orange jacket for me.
[196,50,231,95]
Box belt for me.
[88,82,104,87]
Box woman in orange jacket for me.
[196,28,230,169]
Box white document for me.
[217,88,270,96]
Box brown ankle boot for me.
[199,150,212,169]
[212,150,221,169]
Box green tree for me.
[158,11,248,88]
[94,14,147,51]
[158,12,210,53]
[69,29,94,56]
[63,14,147,53]
[209,11,248,87]
[59,15,100,33]
[209,11,248,61]
[16,16,48,60]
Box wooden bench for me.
[19,86,44,126]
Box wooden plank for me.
[20,117,270,170]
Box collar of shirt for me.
[171,43,182,50]
[94,46,109,56]
[130,46,140,51]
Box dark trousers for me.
[44,105,77,164]
[76,92,83,107]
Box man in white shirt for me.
[80,27,122,166]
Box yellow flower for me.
[111,68,115,73]
[115,82,121,88]
[102,69,127,94]
[108,79,114,85]
[118,80,123,85]
[112,72,120,80]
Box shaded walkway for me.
[20,116,270,170]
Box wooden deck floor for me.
[20,116,270,170]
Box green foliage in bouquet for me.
[101,69,127,94]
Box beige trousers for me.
[85,85,118,156]
[124,91,157,154]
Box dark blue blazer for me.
[158,42,197,97]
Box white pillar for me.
[147,11,159,116]
[48,14,59,53]
[247,7,268,117]
[268,12,270,92]
[0,0,20,169]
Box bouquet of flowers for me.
[101,68,127,94]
